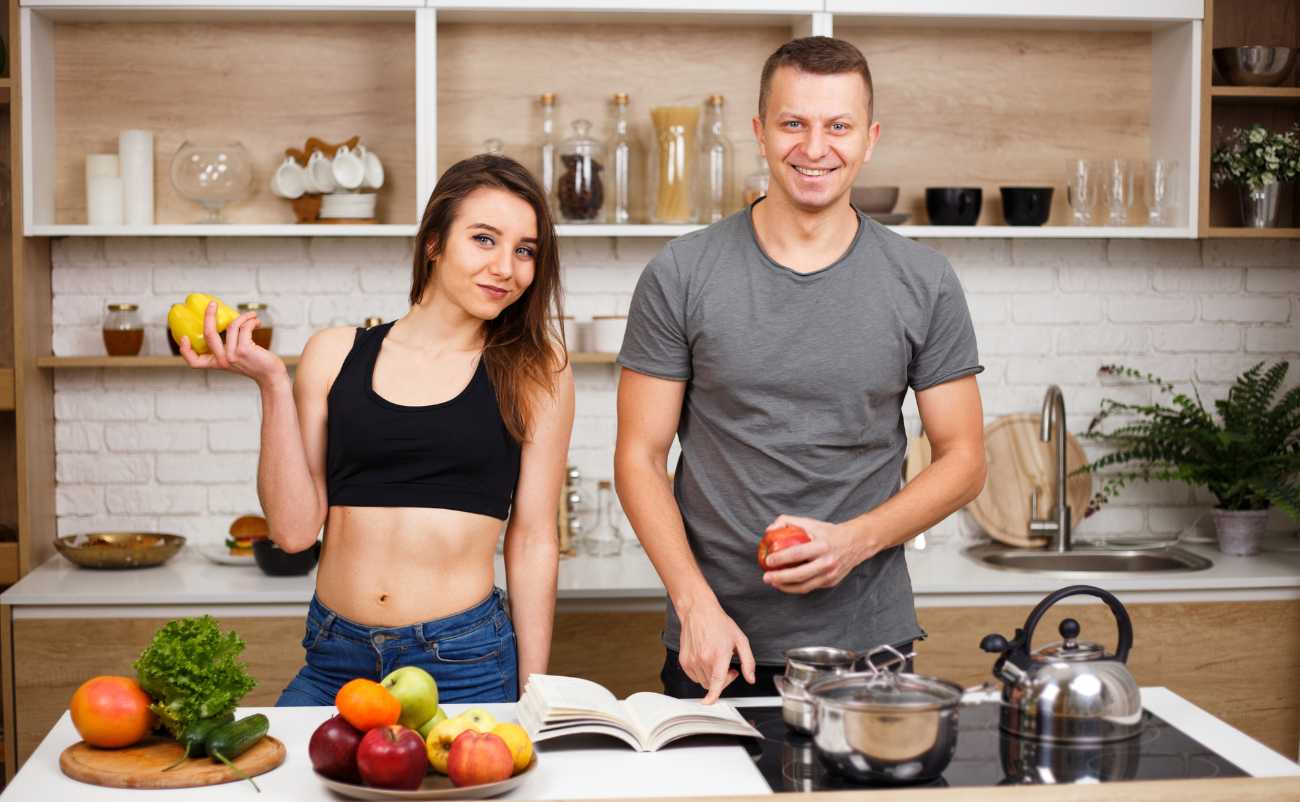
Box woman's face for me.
[425,187,539,320]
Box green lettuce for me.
[133,616,257,738]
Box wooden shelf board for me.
[1211,86,1300,104]
[0,542,18,586]
[36,352,618,368]
[0,369,12,411]
[1204,226,1300,238]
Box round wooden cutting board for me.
[60,735,285,789]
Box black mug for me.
[926,187,982,225]
[1000,186,1054,226]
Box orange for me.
[69,676,156,749]
[335,678,401,731]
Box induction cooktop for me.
[740,703,1248,790]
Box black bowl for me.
[253,538,321,576]
[1000,186,1054,226]
[925,187,982,225]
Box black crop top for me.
[325,322,521,520]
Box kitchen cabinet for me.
[1198,0,1300,236]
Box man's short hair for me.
[758,37,874,123]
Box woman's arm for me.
[503,361,575,692]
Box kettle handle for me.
[1021,584,1133,663]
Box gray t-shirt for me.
[617,204,983,664]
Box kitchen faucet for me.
[1029,385,1071,552]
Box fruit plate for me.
[314,757,537,800]
[198,542,256,566]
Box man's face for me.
[753,66,879,213]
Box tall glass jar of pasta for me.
[649,106,699,224]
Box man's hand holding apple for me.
[760,514,880,595]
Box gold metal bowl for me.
[53,532,186,569]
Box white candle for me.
[118,130,154,226]
[87,176,124,226]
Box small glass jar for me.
[583,480,622,557]
[743,154,771,208]
[364,316,384,329]
[236,302,274,350]
[102,303,144,356]
[557,119,607,223]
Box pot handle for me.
[859,643,915,675]
[1020,584,1133,663]
[960,682,1007,707]
[773,674,808,702]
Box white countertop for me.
[2,690,1297,801]
[4,538,1300,614]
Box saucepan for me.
[772,646,858,734]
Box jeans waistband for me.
[308,587,504,646]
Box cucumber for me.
[162,713,234,771]
[206,714,270,793]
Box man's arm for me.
[762,374,986,593]
[614,368,756,702]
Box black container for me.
[253,538,321,576]
[926,188,982,225]
[1000,187,1054,226]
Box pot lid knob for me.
[980,633,1009,654]
[1060,618,1080,648]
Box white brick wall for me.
[50,237,1300,546]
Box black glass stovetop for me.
[740,703,1248,791]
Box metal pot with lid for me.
[980,584,1143,744]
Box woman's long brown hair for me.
[409,154,566,442]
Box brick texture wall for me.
[49,236,1300,547]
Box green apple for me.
[417,706,448,741]
[380,666,440,731]
[455,707,497,732]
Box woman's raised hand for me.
[178,300,287,386]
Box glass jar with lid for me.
[650,105,700,224]
[102,303,144,356]
[583,481,622,557]
[236,302,274,350]
[557,119,607,223]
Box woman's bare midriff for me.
[314,505,502,627]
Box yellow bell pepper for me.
[168,293,238,355]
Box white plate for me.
[314,757,537,800]
[198,541,256,566]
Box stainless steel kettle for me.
[980,585,1143,743]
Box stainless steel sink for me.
[964,543,1213,574]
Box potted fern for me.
[1079,361,1300,555]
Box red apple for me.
[356,724,427,790]
[447,730,514,787]
[757,524,812,569]
[309,714,364,783]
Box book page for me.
[528,674,626,720]
[623,692,759,749]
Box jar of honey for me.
[102,303,144,356]
[237,302,274,350]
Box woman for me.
[181,155,574,705]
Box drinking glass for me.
[1143,159,1179,226]
[1103,158,1135,226]
[1066,159,1100,225]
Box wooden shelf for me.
[1204,226,1300,238]
[0,369,12,411]
[1210,86,1300,105]
[0,542,18,586]
[36,352,619,369]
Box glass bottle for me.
[557,119,607,223]
[743,154,770,208]
[102,303,144,356]
[650,105,699,224]
[698,95,734,224]
[236,302,274,350]
[538,93,558,210]
[583,481,621,557]
[482,138,505,156]
[609,93,640,224]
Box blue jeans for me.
[277,588,519,706]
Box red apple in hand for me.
[758,524,812,569]
[357,724,427,790]
[447,730,514,787]
[309,714,364,782]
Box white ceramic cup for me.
[270,156,307,199]
[332,144,365,191]
[592,315,628,353]
[307,150,337,194]
[362,147,385,190]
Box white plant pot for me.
[1212,508,1269,556]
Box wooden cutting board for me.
[60,735,285,789]
[902,417,1092,548]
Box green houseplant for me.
[1079,361,1300,555]
[1210,124,1300,227]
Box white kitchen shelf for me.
[825,0,1202,23]
[893,225,1196,239]
[28,224,419,237]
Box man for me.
[614,37,987,703]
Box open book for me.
[516,674,762,752]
